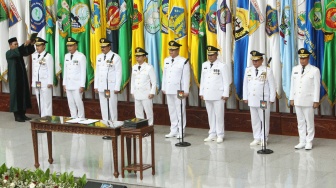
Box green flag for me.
[322,0,336,105]
[45,0,59,86]
[70,0,93,89]
[118,0,133,90]
[198,0,207,84]
[56,0,71,79]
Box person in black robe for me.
[6,37,36,122]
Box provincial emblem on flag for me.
[45,0,56,34]
[160,0,169,34]
[206,2,217,33]
[90,0,101,32]
[279,6,291,41]
[190,1,200,35]
[249,0,264,35]
[8,0,21,28]
[106,2,120,30]
[265,5,279,36]
[297,10,305,40]
[132,4,143,30]
[57,0,70,37]
[71,3,89,33]
[168,6,186,40]
[217,0,231,32]
[234,8,249,41]
[31,0,46,32]
[0,0,8,22]
[309,2,322,30]
[119,0,127,27]
[325,1,336,31]
[144,0,160,34]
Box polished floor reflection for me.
[1,111,336,188]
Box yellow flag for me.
[189,0,200,85]
[168,0,188,58]
[205,0,217,47]
[90,0,106,71]
[160,0,172,71]
[131,0,145,66]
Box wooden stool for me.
[121,126,155,180]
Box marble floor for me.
[1,111,336,188]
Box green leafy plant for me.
[0,163,87,188]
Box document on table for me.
[65,118,82,123]
[78,119,99,124]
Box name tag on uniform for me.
[104,89,110,98]
[294,72,298,74]
[165,62,169,64]
[36,81,41,89]
[204,67,207,70]
[66,59,69,61]
[98,59,101,62]
[247,74,251,77]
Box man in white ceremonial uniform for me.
[290,48,320,150]
[162,41,190,139]
[94,38,122,122]
[63,37,86,118]
[243,51,276,146]
[131,47,156,125]
[200,46,230,143]
[31,37,53,117]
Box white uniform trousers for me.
[295,106,315,143]
[250,104,270,141]
[134,98,154,125]
[166,94,186,134]
[205,100,225,138]
[99,92,118,121]
[35,87,52,117]
[66,90,85,118]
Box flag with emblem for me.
[197,0,207,85]
[160,0,171,73]
[30,0,46,35]
[90,0,106,72]
[45,0,59,85]
[280,0,296,101]
[118,0,133,90]
[144,0,161,92]
[305,0,325,101]
[189,0,201,85]
[247,0,266,67]
[70,0,92,89]
[0,0,9,82]
[56,0,71,78]
[205,0,217,47]
[217,0,232,84]
[233,0,249,100]
[106,0,120,53]
[322,0,336,105]
[131,0,145,66]
[297,0,306,49]
[168,0,188,58]
[266,0,281,97]
[8,0,26,46]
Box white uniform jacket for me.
[199,59,230,100]
[162,55,190,94]
[62,50,86,90]
[31,50,54,88]
[94,51,122,92]
[289,64,320,107]
[131,62,157,100]
[243,65,276,107]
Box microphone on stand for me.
[176,58,191,147]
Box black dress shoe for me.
[15,117,25,122]
[24,116,32,120]
[102,136,112,140]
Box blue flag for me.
[144,0,161,92]
[304,0,326,101]
[280,0,295,101]
[30,0,46,32]
[233,0,249,100]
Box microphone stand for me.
[37,64,41,118]
[103,53,115,140]
[175,58,191,147]
[257,57,273,154]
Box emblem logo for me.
[132,3,143,30]
[168,6,187,40]
[325,3,336,30]
[160,0,169,34]
[300,49,304,53]
[57,0,70,38]
[252,51,256,56]
[90,0,101,33]
[106,1,120,31]
[279,6,292,43]
[265,5,279,37]
[31,0,46,32]
[206,2,217,34]
[68,38,71,41]
[71,3,90,33]
[190,1,200,35]
[144,0,160,34]
[170,41,174,46]
[0,0,8,22]
[217,0,231,32]
[45,0,56,35]
[119,0,127,27]
[308,2,322,30]
[234,8,249,41]
[297,11,306,40]
[208,46,211,50]
[249,0,265,35]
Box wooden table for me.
[30,116,121,178]
[121,126,155,180]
